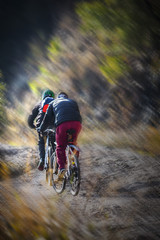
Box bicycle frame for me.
[66,144,80,172]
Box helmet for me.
[42,89,55,100]
[57,91,68,99]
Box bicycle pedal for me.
[53,170,58,174]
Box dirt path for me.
[0,144,160,240]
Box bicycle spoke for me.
[68,152,80,196]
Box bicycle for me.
[43,129,56,186]
[52,129,81,196]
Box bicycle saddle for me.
[66,129,75,135]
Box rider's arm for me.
[39,103,55,132]
[28,104,39,129]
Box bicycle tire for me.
[49,147,53,186]
[45,147,54,186]
[45,156,49,183]
[52,152,66,194]
[69,153,80,196]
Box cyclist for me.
[38,91,82,178]
[28,89,55,171]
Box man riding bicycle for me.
[28,89,55,171]
[38,92,82,179]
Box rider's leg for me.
[50,132,56,152]
[37,133,45,170]
[56,123,68,170]
[56,121,82,170]
[70,121,82,144]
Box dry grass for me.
[1,124,160,239]
[0,189,68,240]
[0,185,111,240]
[79,125,160,156]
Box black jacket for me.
[28,97,54,129]
[40,97,82,131]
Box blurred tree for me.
[0,71,7,133]
[77,0,160,82]
[76,0,160,127]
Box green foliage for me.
[29,67,59,97]
[47,37,61,61]
[76,0,160,83]
[28,37,61,97]
[77,0,159,50]
[100,55,129,84]
[28,80,40,96]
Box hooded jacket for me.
[40,97,82,131]
[28,97,54,129]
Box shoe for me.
[37,159,44,171]
[57,168,66,180]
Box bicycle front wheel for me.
[69,153,80,196]
[52,153,66,194]
[49,147,54,186]
[46,147,53,186]
[46,160,49,183]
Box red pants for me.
[56,121,82,169]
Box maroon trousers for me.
[56,121,82,169]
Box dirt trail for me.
[0,144,160,240]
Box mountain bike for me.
[52,129,81,196]
[43,129,56,186]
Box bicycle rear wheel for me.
[69,153,80,196]
[46,147,53,186]
[52,152,66,194]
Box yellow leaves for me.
[0,76,6,97]
[0,69,3,79]
[76,1,106,35]
[28,80,40,95]
[39,66,49,76]
[100,65,115,85]
[47,37,61,61]
[0,161,10,179]
[29,71,60,98]
[28,38,61,95]
[100,55,128,84]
